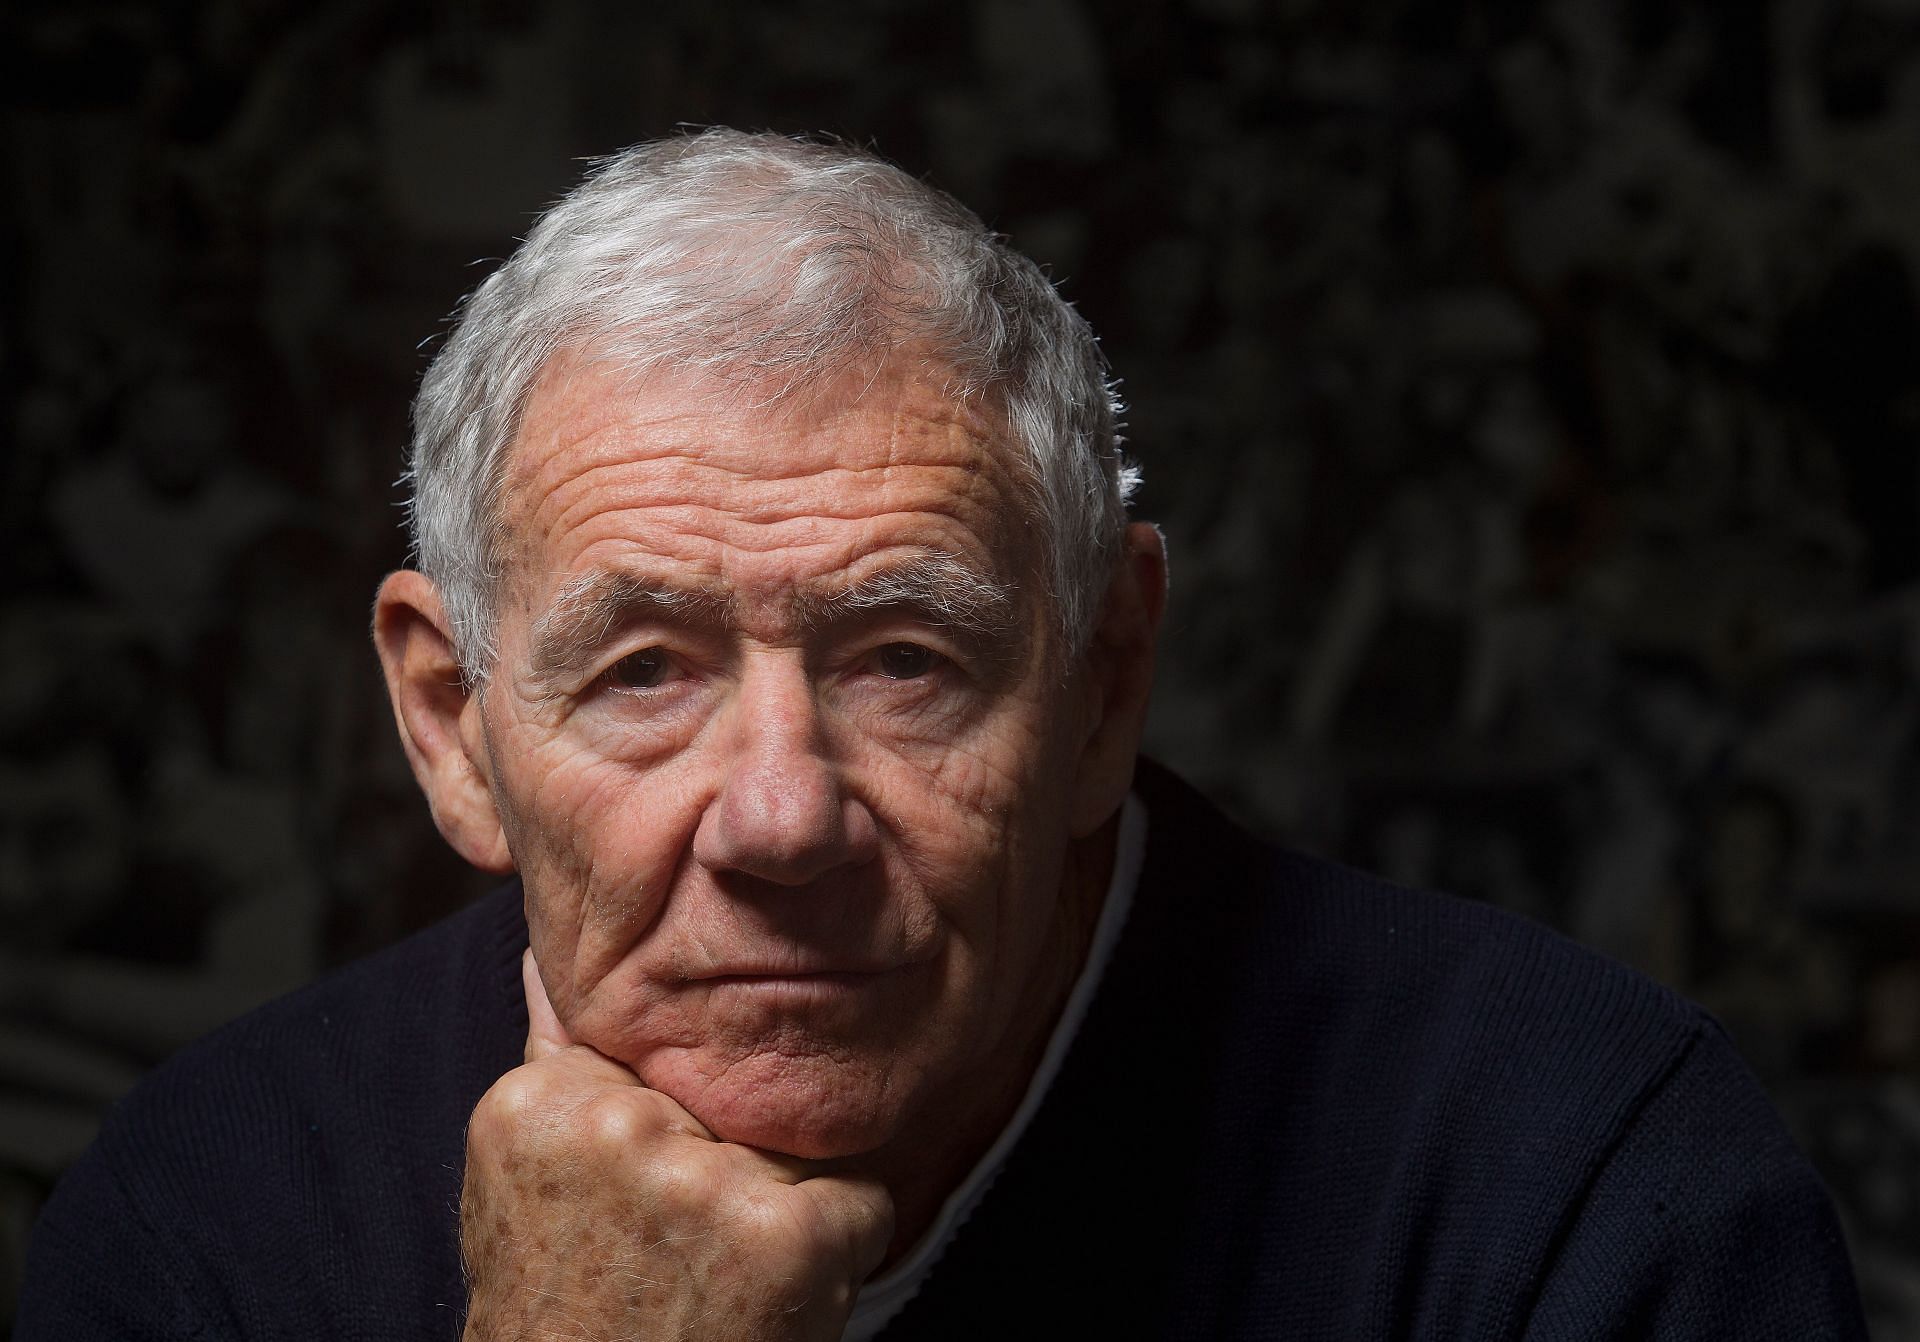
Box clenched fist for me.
[459,952,896,1341]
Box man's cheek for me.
[506,710,735,985]
[512,732,675,846]
[485,725,586,844]
[865,699,1051,807]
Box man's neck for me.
[862,809,1124,1269]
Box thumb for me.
[522,948,574,1062]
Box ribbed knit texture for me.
[17,761,1868,1339]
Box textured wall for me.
[3,0,1916,1332]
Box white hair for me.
[405,128,1138,679]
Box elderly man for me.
[21,131,1866,1340]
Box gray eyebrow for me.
[795,552,1020,647]
[527,572,735,689]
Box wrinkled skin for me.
[376,349,1165,1339]
[458,952,893,1342]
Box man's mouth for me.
[690,969,901,1009]
[687,944,913,981]
[698,968,890,985]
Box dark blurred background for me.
[3,0,1917,1333]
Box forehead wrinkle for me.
[523,379,999,488]
[506,344,1012,503]
[547,446,997,510]
[509,377,1022,554]
[530,479,1014,592]
[528,451,1007,562]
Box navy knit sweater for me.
[18,763,1868,1338]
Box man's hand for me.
[458,952,895,1341]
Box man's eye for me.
[607,648,673,691]
[872,643,939,680]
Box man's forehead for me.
[488,347,1045,637]
[503,345,1013,495]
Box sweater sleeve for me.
[14,1140,219,1340]
[1522,1020,1869,1341]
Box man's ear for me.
[371,570,515,874]
[1068,522,1169,837]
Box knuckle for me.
[642,1149,725,1214]
[467,1072,545,1151]
[576,1088,654,1148]
[733,1185,794,1239]
[792,1180,894,1268]
[851,1185,895,1246]
[732,1185,833,1263]
[479,1068,549,1120]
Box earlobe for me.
[371,570,515,874]
[1068,523,1169,837]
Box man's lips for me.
[685,968,903,1007]
[674,945,934,988]
[683,954,921,987]
[691,964,894,983]
[699,970,887,986]
[683,956,921,990]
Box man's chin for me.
[644,1050,915,1160]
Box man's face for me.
[471,351,1101,1160]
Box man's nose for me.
[691,667,879,886]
